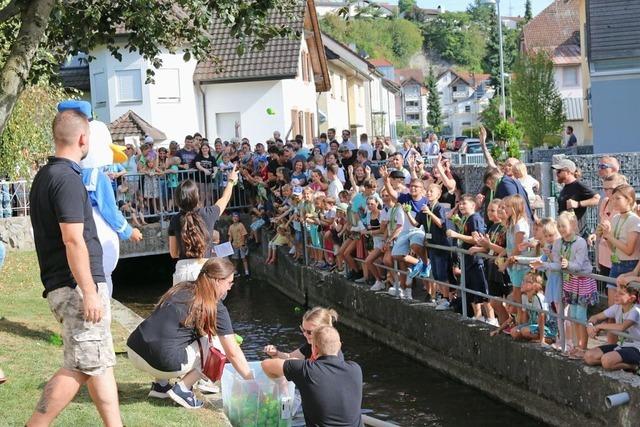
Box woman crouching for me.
[126,257,252,409]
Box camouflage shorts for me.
[47,283,116,376]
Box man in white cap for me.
[552,157,599,221]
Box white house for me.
[436,69,494,136]
[395,69,428,129]
[315,0,394,17]
[81,0,330,146]
[522,0,587,145]
[318,33,399,140]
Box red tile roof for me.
[108,110,167,143]
[369,58,393,67]
[522,0,580,53]
[395,68,425,86]
[453,70,491,88]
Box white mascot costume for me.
[80,121,134,296]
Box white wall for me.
[554,65,582,99]
[88,45,199,143]
[147,51,199,142]
[320,67,350,133]
[203,80,286,144]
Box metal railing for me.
[118,169,251,224]
[370,150,528,168]
[299,232,640,352]
[0,179,29,217]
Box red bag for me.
[196,336,227,382]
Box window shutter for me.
[291,109,300,136]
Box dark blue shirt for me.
[495,176,533,221]
[461,212,486,268]
[415,203,452,250]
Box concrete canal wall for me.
[249,243,640,427]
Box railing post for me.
[558,298,566,352]
[393,259,400,298]
[302,224,309,266]
[459,255,468,318]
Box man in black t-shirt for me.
[262,326,363,427]
[553,158,599,221]
[28,105,121,426]
[177,135,197,169]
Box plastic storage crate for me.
[221,361,295,427]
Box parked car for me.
[453,136,467,151]
[459,138,494,154]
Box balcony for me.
[452,90,469,100]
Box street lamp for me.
[482,0,506,119]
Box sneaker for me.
[197,378,220,394]
[435,300,451,311]
[419,261,432,279]
[148,381,172,399]
[167,383,204,409]
[370,280,385,291]
[486,318,499,327]
[402,288,413,300]
[502,326,513,335]
[388,285,401,297]
[408,260,423,279]
[354,276,367,284]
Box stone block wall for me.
[0,216,34,249]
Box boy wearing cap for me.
[228,212,250,276]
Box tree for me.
[320,15,422,67]
[0,84,72,179]
[483,8,519,88]
[524,0,533,22]
[0,0,301,137]
[398,0,417,17]
[425,67,442,131]
[422,12,486,72]
[511,51,565,148]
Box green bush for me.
[0,84,77,179]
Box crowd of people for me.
[19,96,640,426]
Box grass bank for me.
[0,251,228,426]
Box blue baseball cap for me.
[57,100,93,120]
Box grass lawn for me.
[0,251,228,426]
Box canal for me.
[113,255,545,426]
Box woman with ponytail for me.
[127,258,252,409]
[168,164,238,284]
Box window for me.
[406,100,419,107]
[93,71,107,107]
[452,86,458,92]
[115,69,142,103]
[465,105,471,113]
[406,113,420,121]
[562,66,579,87]
[155,68,180,101]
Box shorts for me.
[173,258,206,285]
[127,336,210,380]
[464,263,488,304]
[391,228,425,257]
[46,283,116,376]
[598,344,640,366]
[608,260,639,289]
[569,303,588,322]
[507,267,528,288]
[429,251,451,283]
[373,236,385,250]
[309,225,322,248]
[250,218,266,232]
[232,246,248,259]
[515,323,556,339]
[488,280,512,298]
[295,230,303,243]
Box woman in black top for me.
[194,143,216,205]
[127,258,252,409]
[372,138,387,162]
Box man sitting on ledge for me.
[262,326,363,427]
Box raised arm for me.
[214,165,239,214]
[479,126,498,170]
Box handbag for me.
[196,336,228,382]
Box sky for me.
[398,0,555,18]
